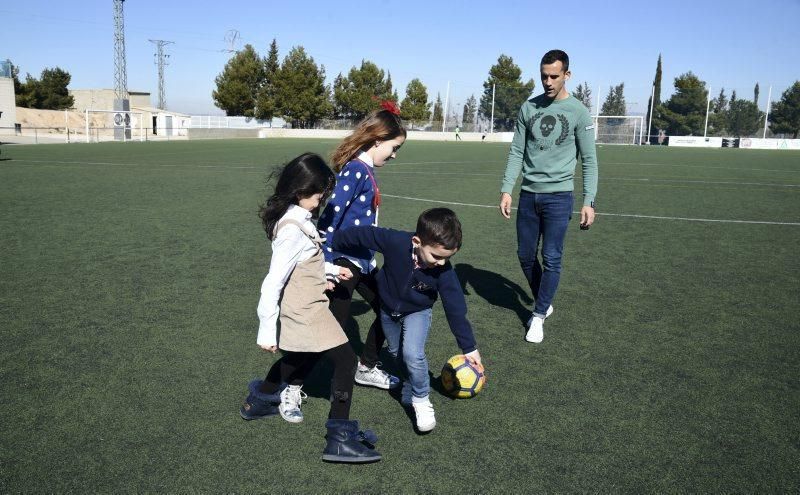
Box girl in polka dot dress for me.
[318,107,407,390]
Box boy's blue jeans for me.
[380,308,433,404]
[516,190,573,317]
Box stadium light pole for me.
[646,84,655,145]
[442,81,450,132]
[762,85,772,138]
[703,92,711,138]
[490,84,495,133]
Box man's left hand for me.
[579,206,595,229]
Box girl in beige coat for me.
[239,153,381,463]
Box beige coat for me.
[275,219,348,353]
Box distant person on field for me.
[498,49,598,344]
[239,153,381,464]
[455,125,462,141]
[332,208,483,433]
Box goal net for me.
[84,109,145,143]
[593,115,644,145]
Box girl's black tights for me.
[258,343,357,420]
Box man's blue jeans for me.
[516,190,573,317]
[380,308,433,404]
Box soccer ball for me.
[440,354,485,399]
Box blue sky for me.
[2,0,798,116]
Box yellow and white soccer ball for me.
[440,354,486,399]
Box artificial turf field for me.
[1,138,798,492]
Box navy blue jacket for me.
[332,226,477,353]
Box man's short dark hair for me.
[416,208,462,250]
[541,49,569,72]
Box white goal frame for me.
[84,109,145,143]
[593,115,645,145]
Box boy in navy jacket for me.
[332,208,483,432]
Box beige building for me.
[70,89,189,138]
[0,75,18,135]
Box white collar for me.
[357,151,374,168]
[286,204,312,222]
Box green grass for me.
[1,139,799,492]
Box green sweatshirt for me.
[501,94,598,206]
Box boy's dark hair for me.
[259,152,335,239]
[416,208,462,250]
[541,49,569,72]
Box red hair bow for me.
[373,97,401,116]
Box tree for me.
[645,55,663,139]
[478,55,535,131]
[769,81,800,138]
[652,72,708,136]
[432,93,443,123]
[600,83,626,116]
[753,82,760,104]
[400,78,431,123]
[707,87,728,136]
[14,66,74,110]
[571,82,592,112]
[212,44,265,116]
[273,46,332,128]
[255,39,279,120]
[462,95,477,125]
[333,60,394,120]
[726,91,762,137]
[38,67,74,110]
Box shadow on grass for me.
[454,263,533,325]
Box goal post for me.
[84,109,145,143]
[593,115,644,145]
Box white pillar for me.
[646,84,655,145]
[490,83,495,133]
[763,85,772,138]
[703,92,711,138]
[442,81,450,133]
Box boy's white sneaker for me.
[412,397,436,432]
[279,384,306,423]
[525,315,545,343]
[354,362,400,390]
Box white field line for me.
[381,193,800,226]
[7,159,798,189]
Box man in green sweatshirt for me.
[499,49,598,344]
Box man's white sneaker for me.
[545,305,554,318]
[525,315,545,343]
[354,362,400,390]
[279,384,306,423]
[412,397,436,432]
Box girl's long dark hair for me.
[259,153,336,240]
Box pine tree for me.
[708,87,728,136]
[754,82,760,104]
[432,93,443,124]
[478,55,535,131]
[212,44,265,116]
[645,54,662,140]
[400,78,431,124]
[332,60,394,120]
[273,47,332,128]
[600,83,626,116]
[255,39,279,120]
[768,81,800,138]
[571,82,592,112]
[652,72,708,136]
[462,95,477,124]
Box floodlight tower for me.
[113,0,130,140]
[149,39,173,110]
